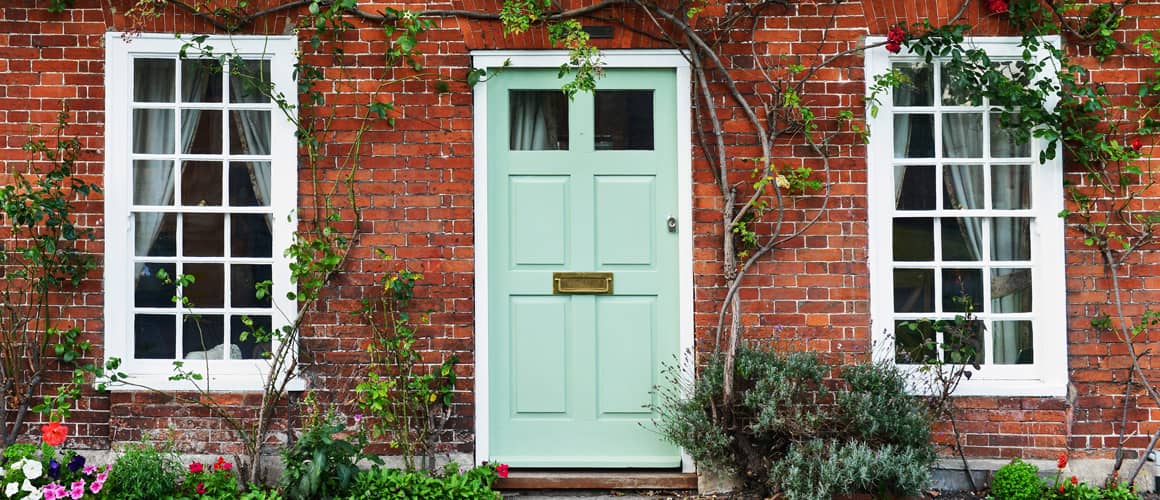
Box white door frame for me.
[471,50,694,471]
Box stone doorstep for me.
[495,471,698,491]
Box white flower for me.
[5,481,18,497]
[19,462,40,481]
[8,459,24,471]
[775,174,790,189]
[19,487,41,500]
[18,481,32,494]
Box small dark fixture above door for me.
[582,25,614,39]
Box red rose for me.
[1071,475,1079,485]
[1132,138,1144,151]
[189,462,204,473]
[496,463,509,478]
[885,26,906,54]
[1057,452,1067,469]
[41,421,68,447]
[213,456,232,471]
[196,482,207,495]
[986,0,1008,14]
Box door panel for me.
[488,68,679,467]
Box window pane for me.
[894,165,935,210]
[134,59,175,102]
[180,161,222,206]
[135,314,176,359]
[231,215,273,258]
[230,60,272,103]
[181,59,223,103]
[184,263,224,308]
[135,262,176,308]
[229,162,271,206]
[595,90,654,150]
[133,109,175,154]
[894,320,935,364]
[992,268,1032,313]
[943,165,983,209]
[942,319,983,364]
[893,218,933,261]
[942,268,982,312]
[893,114,933,158]
[510,90,568,150]
[231,264,272,308]
[942,113,983,158]
[894,269,934,312]
[133,160,175,206]
[993,321,1033,364]
[183,314,225,359]
[940,64,978,106]
[992,165,1030,209]
[231,315,271,359]
[893,63,932,106]
[229,111,271,155]
[182,110,223,154]
[135,212,176,257]
[941,218,982,261]
[184,214,224,257]
[990,112,1029,158]
[991,217,1031,261]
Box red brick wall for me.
[2,0,1160,466]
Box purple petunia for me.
[67,455,85,473]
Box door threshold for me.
[495,470,697,490]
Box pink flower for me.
[496,463,510,478]
[189,462,204,473]
[885,26,906,54]
[42,484,61,500]
[89,480,103,494]
[96,470,108,483]
[82,465,96,475]
[70,480,85,499]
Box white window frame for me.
[103,33,300,391]
[865,36,1067,397]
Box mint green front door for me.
[487,68,681,467]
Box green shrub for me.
[988,458,1043,500]
[343,463,501,500]
[280,413,364,500]
[655,346,935,497]
[103,441,184,500]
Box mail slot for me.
[553,272,613,295]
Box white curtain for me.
[229,63,273,228]
[510,92,561,150]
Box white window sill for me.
[99,371,306,393]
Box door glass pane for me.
[943,165,983,209]
[990,113,1029,157]
[230,60,272,103]
[182,109,223,154]
[894,114,934,158]
[510,90,568,150]
[992,165,1030,209]
[893,63,932,106]
[993,321,1033,364]
[894,269,934,312]
[893,218,933,261]
[894,165,935,210]
[229,111,271,155]
[992,268,1032,313]
[595,90,654,150]
[941,64,978,106]
[135,212,176,256]
[942,218,982,261]
[894,320,935,364]
[183,314,225,359]
[229,162,271,207]
[135,314,176,359]
[133,160,175,206]
[180,161,222,206]
[992,217,1031,261]
[181,59,223,103]
[231,315,271,359]
[943,113,983,158]
[134,59,175,102]
[133,109,175,154]
[942,268,982,312]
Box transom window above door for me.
[865,36,1067,396]
[508,89,655,151]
